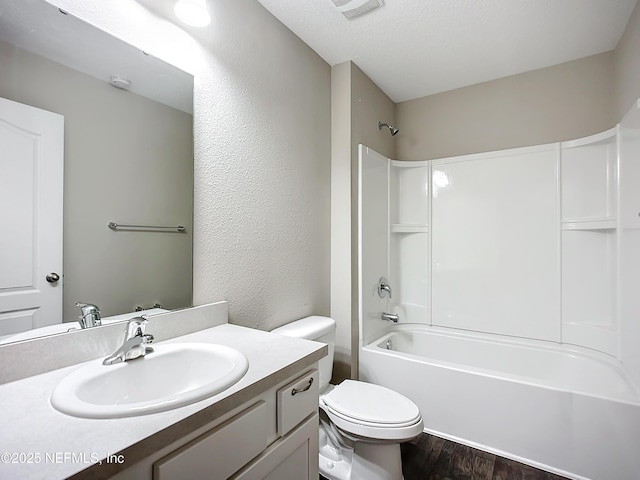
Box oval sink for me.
[51,343,249,418]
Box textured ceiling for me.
[255,0,638,103]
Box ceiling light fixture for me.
[110,75,131,90]
[174,0,211,27]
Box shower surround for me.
[357,100,640,480]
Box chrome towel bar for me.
[108,222,186,232]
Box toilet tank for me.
[272,316,335,391]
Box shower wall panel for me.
[389,161,430,325]
[619,100,640,386]
[430,145,561,341]
[358,145,390,345]
[560,129,618,356]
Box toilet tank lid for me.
[271,316,336,339]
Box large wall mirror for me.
[0,0,194,344]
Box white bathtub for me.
[358,325,640,480]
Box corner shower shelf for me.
[391,224,429,233]
[561,218,616,231]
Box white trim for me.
[362,145,388,163]
[430,142,559,165]
[561,219,616,230]
[389,159,430,168]
[561,126,617,149]
[357,144,365,349]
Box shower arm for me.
[378,121,399,136]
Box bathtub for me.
[358,325,640,480]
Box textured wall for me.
[50,0,332,331]
[191,0,331,331]
[396,52,615,160]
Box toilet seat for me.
[322,380,423,441]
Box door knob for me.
[46,272,60,283]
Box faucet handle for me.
[378,277,392,299]
[124,317,148,339]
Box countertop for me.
[0,324,327,480]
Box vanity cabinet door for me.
[232,413,318,480]
[153,401,269,480]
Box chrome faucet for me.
[103,317,154,366]
[378,277,392,298]
[75,302,102,328]
[381,312,399,323]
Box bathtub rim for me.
[361,323,640,406]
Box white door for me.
[0,97,64,336]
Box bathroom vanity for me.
[0,311,326,480]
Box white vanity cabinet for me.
[112,369,319,480]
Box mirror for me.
[0,0,194,343]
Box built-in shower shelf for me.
[561,218,616,230]
[391,224,429,233]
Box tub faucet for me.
[381,312,399,323]
[75,302,102,328]
[103,317,154,366]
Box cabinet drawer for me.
[154,401,268,480]
[277,369,318,437]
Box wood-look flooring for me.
[400,433,570,480]
[319,433,570,480]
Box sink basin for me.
[51,343,249,418]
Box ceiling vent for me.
[330,0,383,20]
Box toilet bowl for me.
[272,316,423,480]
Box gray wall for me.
[396,0,640,162]
[396,52,616,160]
[331,61,396,381]
[615,0,640,120]
[0,39,193,321]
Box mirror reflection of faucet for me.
[75,302,102,329]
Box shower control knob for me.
[378,276,392,298]
[46,272,60,283]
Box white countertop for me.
[0,324,326,480]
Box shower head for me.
[378,121,399,136]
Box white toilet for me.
[272,316,423,480]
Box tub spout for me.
[381,312,399,323]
